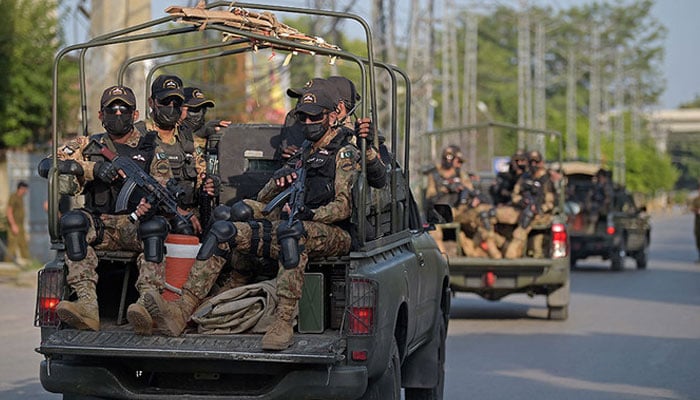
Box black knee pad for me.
[169,215,195,235]
[230,201,254,222]
[138,216,169,263]
[211,205,232,222]
[277,219,306,269]
[197,220,237,260]
[479,210,493,231]
[60,211,91,261]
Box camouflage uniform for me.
[504,165,556,258]
[57,131,172,296]
[185,128,359,301]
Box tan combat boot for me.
[56,280,100,331]
[261,297,297,351]
[484,236,503,259]
[127,297,154,336]
[504,228,528,259]
[143,289,199,336]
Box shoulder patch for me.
[156,152,168,160]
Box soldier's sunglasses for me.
[103,104,134,115]
[298,111,327,123]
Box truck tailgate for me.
[39,329,346,364]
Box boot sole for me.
[127,306,153,336]
[56,306,99,331]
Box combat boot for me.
[484,236,502,259]
[261,297,297,351]
[143,289,199,336]
[56,280,100,331]
[504,228,528,259]
[127,297,154,336]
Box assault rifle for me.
[518,176,543,228]
[198,132,222,230]
[261,140,311,220]
[261,140,311,269]
[89,140,192,227]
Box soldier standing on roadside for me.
[4,181,30,265]
[144,78,361,351]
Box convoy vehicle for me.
[562,161,651,270]
[424,123,570,320]
[34,3,450,399]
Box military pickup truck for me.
[34,3,450,399]
[562,161,651,270]
[424,123,570,320]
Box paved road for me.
[445,210,700,400]
[1,211,698,399]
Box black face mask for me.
[102,113,133,137]
[153,104,181,130]
[180,109,206,133]
[302,121,327,142]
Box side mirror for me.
[427,204,453,225]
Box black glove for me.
[272,166,296,182]
[295,206,315,221]
[93,161,119,183]
[355,118,375,144]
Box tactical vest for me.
[304,130,352,210]
[520,170,552,208]
[155,132,198,208]
[432,168,462,206]
[83,132,157,214]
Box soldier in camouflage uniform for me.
[147,75,217,235]
[53,86,175,335]
[503,150,556,259]
[144,78,361,351]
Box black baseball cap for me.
[100,85,136,108]
[327,76,360,109]
[287,78,323,99]
[151,74,184,102]
[295,79,337,116]
[183,87,215,108]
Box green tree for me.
[0,0,59,148]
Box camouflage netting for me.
[166,3,341,54]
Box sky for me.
[62,0,700,110]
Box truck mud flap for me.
[39,329,346,364]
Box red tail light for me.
[606,226,616,235]
[347,279,377,335]
[551,223,568,258]
[35,267,65,327]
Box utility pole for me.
[588,24,601,163]
[613,48,626,185]
[86,0,151,134]
[566,49,577,160]
[533,21,546,154]
[517,0,531,149]
[462,13,478,171]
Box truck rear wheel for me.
[611,249,624,271]
[635,239,649,269]
[359,337,401,400]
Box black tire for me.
[635,240,649,269]
[404,313,446,400]
[359,337,401,400]
[611,249,624,271]
[548,305,569,321]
